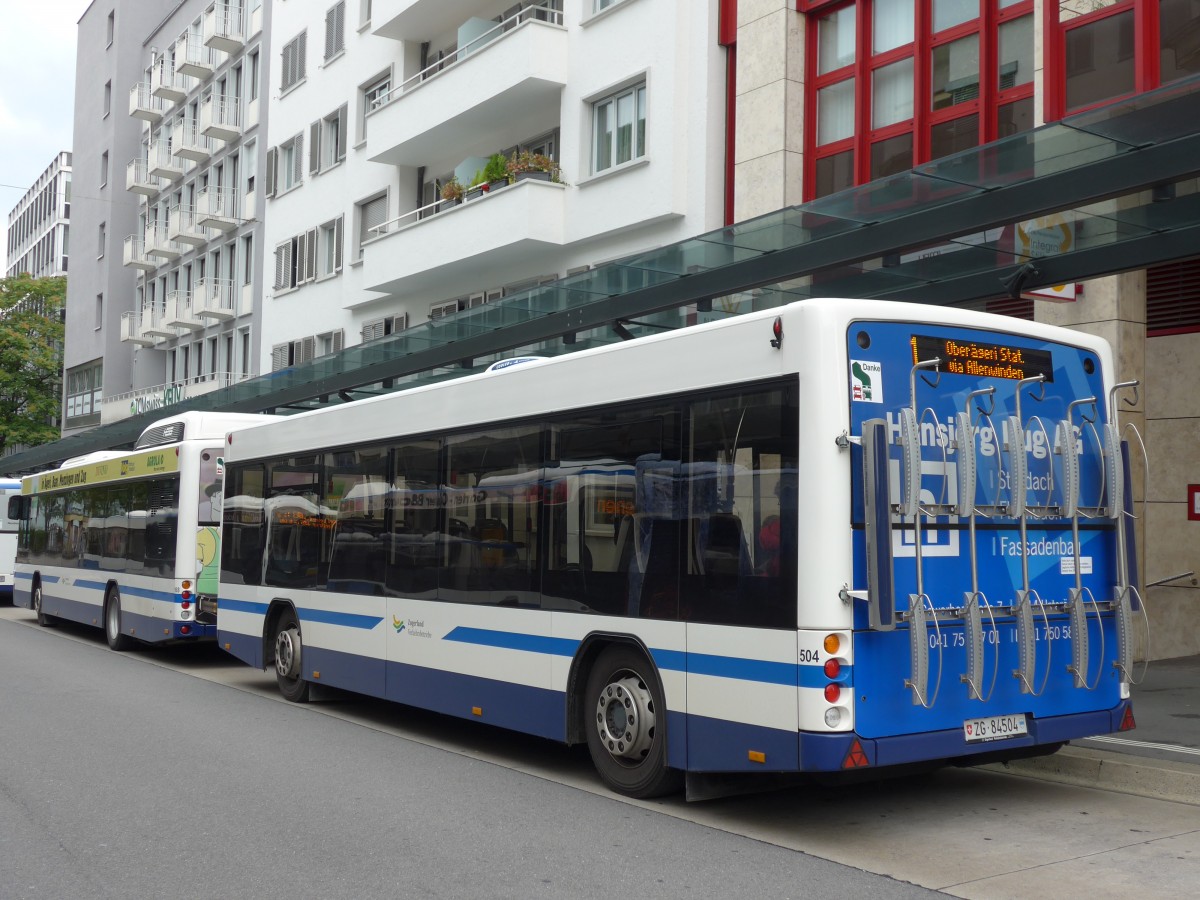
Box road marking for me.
[1085,735,1200,757]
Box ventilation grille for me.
[1147,256,1200,335]
[135,421,185,449]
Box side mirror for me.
[7,495,29,521]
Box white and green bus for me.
[12,411,274,649]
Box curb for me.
[980,745,1200,806]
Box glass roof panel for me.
[804,169,981,224]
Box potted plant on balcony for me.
[483,153,509,191]
[439,176,464,210]
[506,150,563,184]
[464,170,488,202]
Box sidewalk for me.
[986,655,1200,804]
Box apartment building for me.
[730,0,1200,657]
[5,152,72,279]
[261,0,728,369]
[111,0,272,424]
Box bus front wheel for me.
[105,588,135,651]
[583,645,682,798]
[33,582,54,628]
[273,609,310,703]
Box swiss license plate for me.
[964,713,1028,743]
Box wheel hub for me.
[276,628,301,679]
[594,674,655,762]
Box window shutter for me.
[293,132,305,184]
[325,3,345,59]
[309,120,320,175]
[336,103,348,161]
[362,320,384,342]
[271,344,289,371]
[295,231,308,283]
[274,242,289,289]
[360,194,387,244]
[392,313,408,332]
[297,31,307,82]
[306,227,318,282]
[282,40,294,91]
[333,215,343,271]
[332,328,344,352]
[265,146,277,198]
[297,336,316,364]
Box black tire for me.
[583,644,682,798]
[104,588,135,651]
[33,581,55,628]
[272,609,310,703]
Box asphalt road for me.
[0,614,940,900]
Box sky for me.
[0,1,93,272]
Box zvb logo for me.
[392,615,406,634]
[851,360,882,403]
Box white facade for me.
[115,0,271,424]
[5,152,72,279]
[261,0,728,370]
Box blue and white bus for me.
[216,298,1144,797]
[12,411,275,649]
[1,478,22,603]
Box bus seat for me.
[697,513,749,577]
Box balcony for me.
[148,140,184,181]
[151,63,186,103]
[141,302,178,339]
[126,158,162,196]
[167,205,208,246]
[201,95,242,141]
[362,177,566,300]
[172,120,213,162]
[129,83,164,123]
[204,4,245,52]
[196,186,239,232]
[146,225,183,261]
[176,33,217,79]
[372,0,508,41]
[164,290,205,330]
[193,277,237,320]
[366,11,566,168]
[121,310,157,346]
[122,235,157,271]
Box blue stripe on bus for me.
[443,627,579,657]
[444,628,848,688]
[73,579,180,604]
[218,597,270,616]
[15,571,33,581]
[215,597,382,630]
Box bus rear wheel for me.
[105,588,135,651]
[583,645,682,798]
[273,609,310,703]
[33,582,54,628]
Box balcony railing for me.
[201,95,242,141]
[126,158,161,196]
[121,310,157,346]
[176,32,217,79]
[122,235,157,271]
[148,140,184,181]
[172,120,213,162]
[129,83,164,122]
[141,302,178,338]
[204,3,245,52]
[167,205,208,246]
[196,186,239,231]
[151,63,186,103]
[194,277,237,320]
[165,290,205,330]
[372,3,563,111]
[146,225,183,260]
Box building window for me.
[311,105,347,174]
[97,222,105,257]
[106,11,114,46]
[592,82,646,173]
[281,32,307,93]
[65,360,103,424]
[359,70,391,140]
[100,151,109,187]
[249,49,260,101]
[278,132,304,192]
[325,2,346,60]
[357,193,388,257]
[320,217,343,276]
[804,0,1035,199]
[104,81,112,117]
[95,293,103,329]
[243,233,254,285]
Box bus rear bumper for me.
[800,700,1133,772]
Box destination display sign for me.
[910,334,1054,382]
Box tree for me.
[0,274,66,457]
